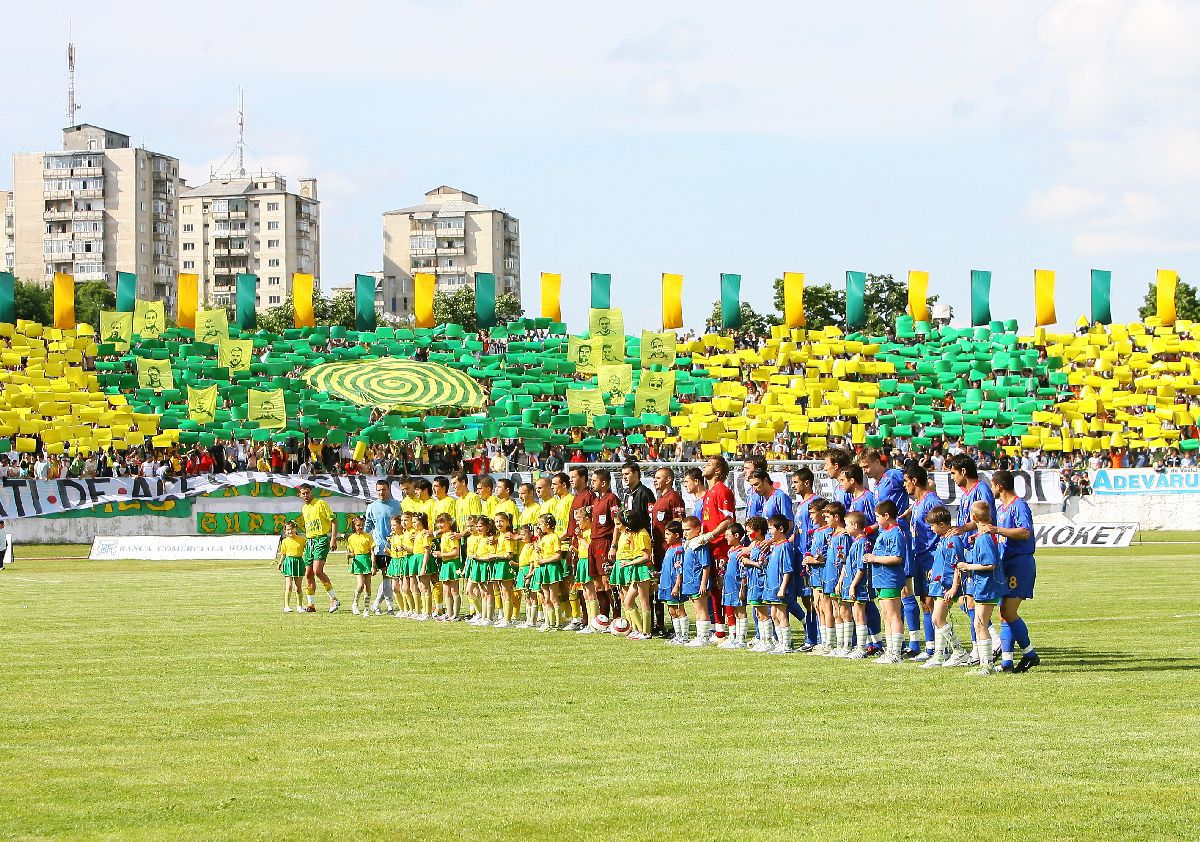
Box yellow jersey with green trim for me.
[301,499,335,539]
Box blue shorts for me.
[927,577,951,599]
[843,587,871,603]
[806,567,823,592]
[722,590,746,608]
[1003,554,1036,600]
[911,551,933,596]
[970,580,1004,604]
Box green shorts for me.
[281,555,305,577]
[303,535,331,564]
[876,588,902,600]
[386,556,405,577]
[350,553,372,575]
[575,556,592,584]
[536,561,565,587]
[614,559,651,586]
[490,559,515,580]
[438,560,462,582]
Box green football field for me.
[2,540,1198,840]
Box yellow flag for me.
[589,308,623,341]
[99,310,133,350]
[194,308,230,345]
[248,387,287,430]
[219,338,254,373]
[133,299,165,338]
[595,335,625,366]
[640,330,677,369]
[414,272,436,328]
[783,272,805,328]
[568,336,596,374]
[662,273,683,329]
[908,270,931,322]
[598,363,633,405]
[177,273,199,329]
[54,273,75,330]
[293,272,316,328]
[1157,269,1178,326]
[187,384,219,424]
[1034,269,1057,326]
[565,387,608,421]
[136,356,174,392]
[635,369,675,415]
[540,272,562,321]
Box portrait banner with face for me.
[99,310,133,350]
[589,308,624,342]
[595,335,625,367]
[187,384,219,424]
[639,330,677,369]
[133,299,165,339]
[568,336,596,374]
[219,338,254,373]
[194,308,231,345]
[248,388,287,430]
[634,369,675,415]
[598,363,632,404]
[565,387,608,421]
[136,356,174,393]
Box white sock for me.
[714,622,726,637]
[697,619,710,640]
[979,636,992,667]
[735,617,747,642]
[822,626,834,647]
[679,617,690,641]
[779,627,792,651]
[856,624,868,650]
[908,630,920,643]
[761,619,774,643]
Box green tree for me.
[771,273,937,335]
[254,290,358,334]
[430,287,524,332]
[74,281,116,330]
[14,279,52,324]
[704,300,780,344]
[1138,277,1200,322]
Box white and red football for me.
[610,617,631,636]
[592,614,611,631]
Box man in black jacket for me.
[619,461,654,533]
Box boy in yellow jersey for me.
[516,524,539,627]
[276,521,307,613]
[410,512,435,620]
[346,517,376,618]
[491,478,520,525]
[387,514,411,617]
[298,484,340,612]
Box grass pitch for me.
[2,542,1198,840]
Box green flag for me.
[355,273,377,331]
[0,272,14,324]
[590,273,611,309]
[971,269,992,326]
[720,273,741,329]
[236,273,257,331]
[846,270,867,329]
[116,272,137,313]
[1091,269,1112,325]
[475,272,497,329]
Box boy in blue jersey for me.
[720,523,750,649]
[740,516,774,652]
[983,470,1040,672]
[803,499,834,653]
[861,450,921,650]
[960,501,1006,676]
[680,516,714,646]
[763,514,794,654]
[658,521,689,644]
[791,469,821,649]
[922,506,970,668]
[841,464,882,652]
[839,512,873,659]
[905,464,945,659]
[866,500,909,664]
[821,503,852,656]
[949,455,999,661]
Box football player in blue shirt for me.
[839,511,873,659]
[790,468,821,649]
[841,464,882,652]
[860,450,918,649]
[823,448,854,508]
[904,464,945,659]
[922,505,970,668]
[658,521,689,644]
[821,503,852,656]
[764,514,795,654]
[949,455,999,659]
[866,500,909,664]
[741,455,769,520]
[740,516,774,652]
[960,500,1006,676]
[720,522,750,649]
[982,470,1040,673]
[748,470,804,631]
[803,499,834,653]
[680,516,713,646]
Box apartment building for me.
[1,191,13,272]
[381,186,520,318]
[10,124,180,310]
[179,173,319,309]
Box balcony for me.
[74,210,103,221]
[409,224,436,234]
[410,248,436,257]
[211,210,229,220]
[43,210,74,221]
[436,246,465,256]
[73,271,106,282]
[44,232,74,241]
[214,267,237,276]
[152,167,170,180]
[435,265,466,275]
[74,243,103,257]
[228,210,247,220]
[214,246,248,257]
[75,167,104,178]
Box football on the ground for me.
[592,614,610,631]
[610,617,631,636]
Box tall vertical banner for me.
[1157,269,1177,326]
[355,273,377,331]
[662,273,683,330]
[846,270,867,329]
[783,272,805,328]
[474,272,497,329]
[971,269,992,326]
[177,272,199,329]
[0,271,14,324]
[1091,269,1112,325]
[540,272,562,321]
[590,273,611,310]
[414,272,436,329]
[292,272,316,328]
[53,272,75,329]
[720,273,741,329]
[236,273,257,331]
[1034,269,1056,326]
[116,271,137,313]
[908,270,930,323]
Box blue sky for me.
[5,1,1199,332]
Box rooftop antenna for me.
[236,88,246,177]
[66,35,79,126]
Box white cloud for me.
[1025,185,1108,224]
[610,21,710,63]
[630,70,735,114]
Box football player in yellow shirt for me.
[298,484,340,612]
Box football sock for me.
[902,595,920,643]
[714,622,727,639]
[1000,622,1015,667]
[990,623,1000,645]
[1009,617,1035,653]
[761,620,774,644]
[306,591,314,606]
[931,625,945,659]
[697,619,711,640]
[978,635,992,668]
[836,622,847,651]
[893,632,906,657]
[586,598,600,624]
[856,624,868,651]
[679,617,691,641]
[865,601,882,638]
[569,592,581,620]
[626,606,642,633]
[821,626,834,648]
[779,627,792,651]
[923,611,936,650]
[966,607,977,641]
[501,593,512,621]
[805,608,819,646]
[735,616,747,642]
